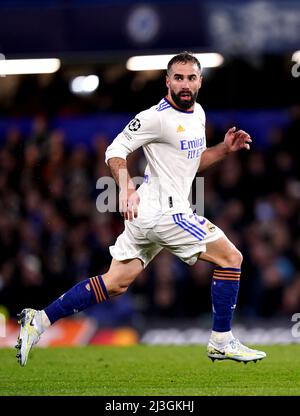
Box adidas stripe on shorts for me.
[109,208,224,268]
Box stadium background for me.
[0,0,300,347]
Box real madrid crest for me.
[207,222,216,233]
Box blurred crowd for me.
[0,108,300,327]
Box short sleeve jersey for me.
[105,97,206,226]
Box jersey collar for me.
[164,97,194,114]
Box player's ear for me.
[198,75,203,88]
[166,74,170,89]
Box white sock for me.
[34,310,51,333]
[210,330,234,346]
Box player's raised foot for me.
[207,338,266,363]
[16,308,42,367]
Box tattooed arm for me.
[107,157,140,221]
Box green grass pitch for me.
[1,345,300,396]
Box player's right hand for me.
[119,188,140,221]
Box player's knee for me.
[232,249,243,268]
[110,284,128,297]
[102,274,129,297]
[227,248,243,268]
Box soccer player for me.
[16,52,266,366]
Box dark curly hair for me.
[167,52,201,75]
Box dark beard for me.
[171,89,198,110]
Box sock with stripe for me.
[44,275,109,324]
[211,267,241,338]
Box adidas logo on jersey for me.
[176,125,185,132]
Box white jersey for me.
[105,97,206,227]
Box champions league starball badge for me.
[128,118,141,131]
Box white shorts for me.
[109,209,224,268]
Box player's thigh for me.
[198,235,243,268]
[102,258,144,294]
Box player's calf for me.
[43,275,109,324]
[15,259,143,366]
[16,275,109,366]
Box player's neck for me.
[165,94,194,112]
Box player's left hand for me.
[224,126,252,152]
